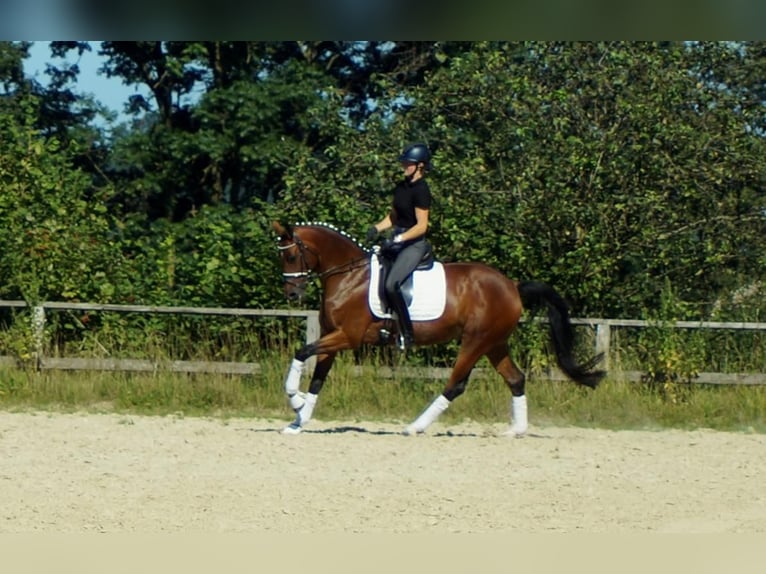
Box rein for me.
[317,256,369,280]
[279,233,369,283]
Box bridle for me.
[277,233,316,289]
[277,231,369,287]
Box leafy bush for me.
[637,282,707,404]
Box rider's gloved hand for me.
[366,225,378,242]
[380,238,396,254]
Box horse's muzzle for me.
[287,290,302,302]
[284,283,306,302]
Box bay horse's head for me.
[272,221,368,303]
[272,221,317,302]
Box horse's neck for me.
[316,247,367,276]
[307,230,365,275]
[320,255,370,303]
[308,233,368,292]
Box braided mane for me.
[295,221,367,251]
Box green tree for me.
[89,41,465,221]
[377,41,766,317]
[0,97,126,303]
[9,40,765,324]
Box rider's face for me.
[401,161,419,178]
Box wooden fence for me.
[570,317,766,385]
[0,301,765,385]
[0,300,320,376]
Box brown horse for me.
[272,221,604,436]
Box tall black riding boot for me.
[390,283,414,350]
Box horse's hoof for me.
[502,427,526,438]
[281,423,303,435]
[402,425,422,436]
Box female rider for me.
[366,143,433,350]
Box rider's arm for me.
[374,214,393,233]
[396,208,429,242]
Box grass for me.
[0,351,764,433]
[2,305,764,432]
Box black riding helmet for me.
[398,143,431,170]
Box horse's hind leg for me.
[403,343,482,435]
[487,343,528,437]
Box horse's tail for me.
[517,280,605,389]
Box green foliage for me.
[113,204,283,308]
[103,43,360,221]
[0,97,125,303]
[389,42,766,317]
[0,309,41,363]
[637,281,707,404]
[0,41,31,95]
[277,41,766,320]
[2,41,765,397]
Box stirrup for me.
[398,333,414,351]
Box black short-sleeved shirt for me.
[391,178,432,231]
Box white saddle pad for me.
[368,254,447,321]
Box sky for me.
[25,41,149,124]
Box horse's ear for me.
[271,220,292,239]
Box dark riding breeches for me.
[384,239,429,300]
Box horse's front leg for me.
[282,351,336,434]
[282,330,350,434]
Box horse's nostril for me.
[288,292,300,301]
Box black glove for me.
[380,238,396,254]
[366,225,378,242]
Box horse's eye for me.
[286,254,297,264]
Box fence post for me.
[595,321,610,371]
[31,305,46,369]
[305,311,320,376]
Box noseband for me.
[278,234,316,287]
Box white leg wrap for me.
[298,392,317,425]
[282,392,318,435]
[282,359,308,435]
[288,392,306,410]
[284,358,305,395]
[404,394,450,435]
[510,395,528,437]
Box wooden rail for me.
[0,301,764,384]
[0,301,320,375]
[569,317,766,371]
